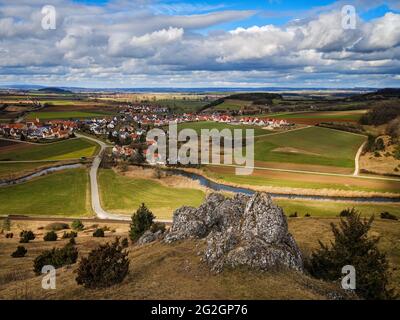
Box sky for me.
[0,0,400,88]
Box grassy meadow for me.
[0,138,99,161]
[268,110,367,122]
[212,99,252,111]
[0,169,90,216]
[98,169,205,219]
[27,111,114,120]
[156,99,208,113]
[253,126,366,169]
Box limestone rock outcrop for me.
[165,192,303,272]
[137,230,164,245]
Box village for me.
[0,103,292,164]
[0,119,77,141]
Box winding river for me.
[0,163,84,187]
[1,162,400,204]
[169,169,400,203]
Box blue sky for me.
[0,0,400,88]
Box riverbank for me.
[176,166,400,201]
[0,162,88,186]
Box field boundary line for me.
[254,125,312,139]
[0,136,82,145]
[314,125,368,138]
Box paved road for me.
[76,133,172,223]
[75,133,128,221]
[353,141,366,176]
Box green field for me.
[27,111,114,120]
[275,199,400,218]
[0,169,89,216]
[39,100,82,106]
[268,110,366,121]
[0,138,99,161]
[0,162,56,179]
[253,126,366,168]
[98,169,205,219]
[212,99,251,111]
[176,121,270,137]
[156,99,208,113]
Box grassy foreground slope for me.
[0,217,398,299]
[0,138,98,161]
[254,126,366,169]
[0,169,89,216]
[98,169,205,219]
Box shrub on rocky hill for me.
[45,222,69,231]
[62,231,77,239]
[306,210,396,300]
[76,238,129,289]
[11,246,27,258]
[93,228,104,237]
[380,212,398,221]
[33,243,78,275]
[130,203,155,241]
[150,222,166,234]
[19,230,35,243]
[44,231,58,241]
[71,220,84,231]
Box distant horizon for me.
[1,83,395,92]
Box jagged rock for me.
[165,192,303,273]
[138,229,164,245]
[164,206,207,242]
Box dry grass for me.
[116,166,208,192]
[360,136,400,176]
[0,216,398,300]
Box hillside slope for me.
[0,237,348,300]
[0,217,397,300]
